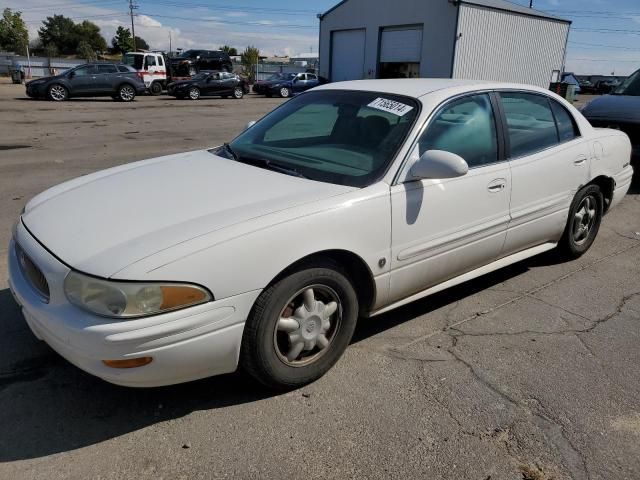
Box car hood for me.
[22,150,355,278]
[582,95,640,122]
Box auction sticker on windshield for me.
[367,98,414,117]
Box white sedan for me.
[8,80,634,389]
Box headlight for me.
[64,271,212,319]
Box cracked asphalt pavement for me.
[1,81,639,479]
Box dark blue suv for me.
[25,63,147,102]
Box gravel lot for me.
[0,80,639,480]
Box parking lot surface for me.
[1,80,639,480]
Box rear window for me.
[118,65,132,73]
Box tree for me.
[240,45,260,80]
[134,36,149,50]
[220,45,238,56]
[74,20,107,53]
[111,26,134,54]
[0,8,29,55]
[77,40,95,62]
[38,15,77,54]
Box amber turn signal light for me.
[102,357,153,369]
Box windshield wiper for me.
[233,154,309,179]
[222,143,238,161]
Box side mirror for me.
[245,121,257,131]
[409,150,469,180]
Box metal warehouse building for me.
[318,0,571,88]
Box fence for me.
[0,53,83,78]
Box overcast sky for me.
[4,0,640,75]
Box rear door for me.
[94,64,119,92]
[498,91,590,254]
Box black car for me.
[582,68,640,163]
[167,71,246,100]
[25,63,146,102]
[252,72,329,98]
[169,50,233,78]
[594,79,620,95]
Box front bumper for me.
[25,83,46,98]
[8,221,260,387]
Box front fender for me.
[113,183,393,307]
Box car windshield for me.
[223,90,419,187]
[178,50,201,59]
[613,69,640,96]
[122,54,144,70]
[268,73,296,81]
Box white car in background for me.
[8,79,633,389]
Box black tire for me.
[117,84,136,102]
[149,81,162,95]
[232,86,244,99]
[559,184,603,259]
[266,93,272,98]
[188,87,200,100]
[241,261,359,390]
[47,84,68,101]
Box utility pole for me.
[129,0,138,51]
[529,0,533,7]
[169,31,172,56]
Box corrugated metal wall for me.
[453,4,569,88]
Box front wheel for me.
[188,87,200,100]
[233,86,244,99]
[559,184,603,259]
[149,81,162,95]
[118,84,136,102]
[47,84,68,101]
[241,263,359,390]
[279,87,291,98]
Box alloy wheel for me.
[49,85,67,101]
[573,194,597,245]
[273,285,342,367]
[233,87,243,99]
[119,85,135,102]
[280,87,290,98]
[189,88,200,100]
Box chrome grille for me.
[15,243,50,302]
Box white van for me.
[122,52,167,95]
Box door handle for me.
[574,155,588,166]
[488,179,507,193]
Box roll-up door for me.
[331,29,366,82]
[380,27,423,63]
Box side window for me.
[550,100,580,143]
[500,92,558,158]
[308,74,317,80]
[73,65,96,76]
[117,65,130,73]
[145,56,157,68]
[158,56,164,67]
[418,93,498,168]
[96,64,117,74]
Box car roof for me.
[314,78,554,99]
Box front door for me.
[68,65,98,95]
[203,72,223,95]
[292,74,309,93]
[389,93,512,303]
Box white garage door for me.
[380,27,423,63]
[331,29,366,82]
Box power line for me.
[141,12,317,29]
[24,13,129,24]
[572,28,640,35]
[568,41,640,52]
[569,58,640,63]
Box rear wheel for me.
[118,84,136,102]
[241,262,359,390]
[47,84,68,101]
[188,87,200,100]
[559,184,603,258]
[233,86,244,99]
[149,81,162,95]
